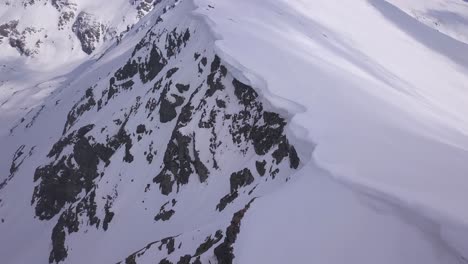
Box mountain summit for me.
[1,0,468,263]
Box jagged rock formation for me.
[72,12,105,54]
[0,20,45,56]
[3,0,467,264]
[0,0,302,263]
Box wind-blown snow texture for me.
[1,0,468,263]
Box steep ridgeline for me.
[0,0,302,263]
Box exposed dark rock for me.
[63,87,96,134]
[177,97,196,127]
[139,44,168,83]
[135,0,159,18]
[49,190,98,263]
[49,216,68,263]
[107,77,118,100]
[0,20,19,39]
[121,79,135,90]
[250,112,286,155]
[289,146,300,169]
[165,28,190,58]
[136,124,146,134]
[49,124,90,157]
[216,191,239,212]
[51,0,78,29]
[125,255,137,264]
[200,57,207,66]
[6,25,43,56]
[248,185,258,195]
[198,107,217,129]
[0,145,32,190]
[155,209,175,221]
[216,99,226,108]
[159,91,185,123]
[25,105,46,129]
[154,131,192,194]
[115,59,139,81]
[123,235,179,264]
[205,56,227,97]
[228,81,263,150]
[255,160,267,176]
[232,79,258,107]
[154,171,174,195]
[166,67,179,79]
[72,12,104,54]
[33,125,98,220]
[214,200,255,264]
[230,168,254,193]
[175,83,190,93]
[194,230,223,256]
[103,200,115,231]
[272,136,300,169]
[192,137,209,183]
[146,141,155,164]
[270,168,280,179]
[272,136,290,164]
[159,237,176,255]
[154,85,211,195]
[177,255,191,264]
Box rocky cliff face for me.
[0,0,303,263]
[0,19,45,56]
[2,0,468,264]
[71,11,105,54]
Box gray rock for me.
[72,12,105,54]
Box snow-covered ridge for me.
[1,0,304,263]
[190,0,468,261]
[1,0,468,263]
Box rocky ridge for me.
[0,0,305,263]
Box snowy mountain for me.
[1,0,468,264]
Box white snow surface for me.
[192,0,468,261]
[387,0,468,44]
[1,0,468,263]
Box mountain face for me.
[1,0,301,263]
[0,0,160,58]
[1,0,468,264]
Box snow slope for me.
[193,0,468,261]
[236,164,465,264]
[387,0,468,44]
[1,0,468,263]
[0,0,162,137]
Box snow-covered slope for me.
[1,0,468,263]
[0,0,160,59]
[387,0,468,44]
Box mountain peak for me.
[1,0,468,263]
